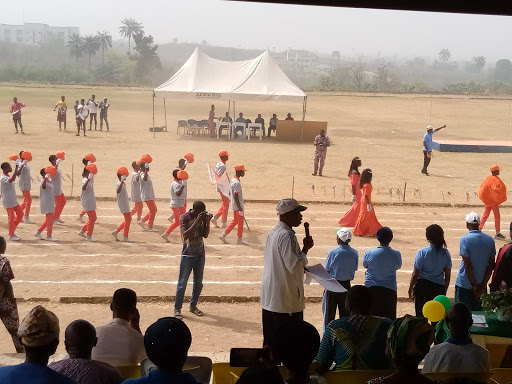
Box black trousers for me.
[323,280,351,329]
[422,151,431,173]
[368,286,397,320]
[414,279,446,317]
[262,309,303,346]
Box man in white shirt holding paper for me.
[260,198,314,346]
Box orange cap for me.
[219,150,230,157]
[490,164,502,172]
[177,170,189,180]
[56,151,65,160]
[45,166,57,178]
[84,153,96,163]
[86,163,98,175]
[21,151,32,161]
[235,165,247,172]
[141,154,153,164]
[184,153,195,163]
[117,166,129,177]
[8,154,19,161]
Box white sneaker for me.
[9,235,21,241]
[161,232,170,242]
[57,218,65,224]
[211,216,219,228]
[218,233,228,244]
[34,231,43,239]
[24,216,35,224]
[168,215,174,222]
[237,238,248,246]
[122,237,132,243]
[147,227,159,232]
[137,220,147,230]
[46,237,57,242]
[54,219,64,225]
[111,230,119,241]
[222,221,228,228]
[86,236,96,242]
[77,230,86,238]
[77,215,84,222]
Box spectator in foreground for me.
[236,362,283,384]
[422,303,490,374]
[367,316,436,384]
[489,221,512,292]
[92,288,146,367]
[49,320,123,384]
[0,305,77,383]
[268,113,278,137]
[455,212,496,311]
[314,285,391,372]
[123,317,200,384]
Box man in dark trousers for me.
[422,124,446,176]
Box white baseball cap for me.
[276,198,307,215]
[337,228,352,242]
[426,125,433,131]
[466,211,481,224]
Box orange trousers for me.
[480,205,500,232]
[166,206,186,234]
[224,210,244,238]
[142,200,158,227]
[38,213,54,237]
[54,193,66,220]
[20,190,31,216]
[215,193,230,222]
[6,205,23,236]
[129,201,144,220]
[116,212,132,237]
[82,210,96,236]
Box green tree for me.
[495,59,512,83]
[97,31,112,64]
[83,35,101,76]
[67,34,84,70]
[131,31,161,84]
[439,48,451,63]
[119,18,143,54]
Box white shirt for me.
[53,168,63,196]
[81,177,96,212]
[170,180,186,208]
[78,104,89,120]
[130,171,142,202]
[116,181,130,214]
[230,177,244,211]
[39,178,55,214]
[140,173,155,201]
[87,99,99,113]
[18,164,31,191]
[260,221,308,313]
[92,318,146,367]
[1,174,18,209]
[215,161,227,193]
[422,341,490,373]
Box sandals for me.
[174,310,183,320]
[189,307,204,317]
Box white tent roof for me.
[154,48,306,101]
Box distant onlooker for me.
[208,104,218,137]
[422,303,490,374]
[285,113,294,121]
[99,98,110,131]
[489,221,512,292]
[314,285,391,372]
[0,305,77,384]
[254,114,265,136]
[234,112,246,137]
[92,288,146,367]
[76,99,88,137]
[87,95,99,131]
[312,129,331,177]
[122,317,200,384]
[49,320,123,384]
[268,113,278,137]
[10,97,26,134]
[54,96,67,131]
[221,112,233,124]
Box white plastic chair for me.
[232,122,246,139]
[216,122,232,139]
[247,123,263,140]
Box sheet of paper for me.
[304,264,347,293]
[472,314,488,328]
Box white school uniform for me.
[116,181,130,214]
[39,179,55,214]
[130,171,142,202]
[140,173,155,201]
[1,174,18,209]
[53,168,63,196]
[170,180,186,208]
[81,177,96,212]
[18,164,31,191]
[215,161,227,193]
[230,177,244,211]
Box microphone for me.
[304,222,310,238]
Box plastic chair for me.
[216,122,231,139]
[141,356,213,383]
[212,363,287,384]
[490,368,512,384]
[187,119,197,126]
[116,365,141,380]
[323,369,393,384]
[177,120,188,135]
[424,371,493,384]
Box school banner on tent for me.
[207,163,231,198]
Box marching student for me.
[138,155,158,232]
[78,164,98,242]
[78,153,96,222]
[162,170,188,242]
[219,165,247,245]
[112,167,132,242]
[17,151,34,224]
[50,152,66,224]
[34,167,57,241]
[168,153,194,223]
[211,150,230,228]
[1,162,23,241]
[129,161,144,222]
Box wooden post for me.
[71,163,74,198]
[403,182,407,203]
[152,91,156,139]
[163,98,167,130]
[292,176,295,198]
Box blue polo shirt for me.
[455,230,496,290]
[414,244,452,285]
[325,245,359,281]
[423,132,433,151]
[0,362,77,384]
[363,246,402,291]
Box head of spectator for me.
[239,113,243,118]
[336,227,351,246]
[465,211,480,231]
[211,104,215,111]
[0,235,5,255]
[111,288,138,322]
[61,96,65,102]
[287,113,292,119]
[446,303,473,341]
[319,129,326,137]
[426,125,434,133]
[80,98,85,106]
[426,224,447,249]
[257,113,262,119]
[18,305,60,365]
[377,227,393,246]
[271,320,320,384]
[345,285,372,315]
[236,362,283,384]
[64,320,97,359]
[359,168,373,188]
[144,317,192,373]
[273,113,277,118]
[348,156,362,177]
[277,198,307,229]
[490,164,501,176]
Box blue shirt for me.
[363,246,402,291]
[123,370,201,384]
[423,132,433,151]
[324,245,359,281]
[456,230,496,289]
[0,362,78,384]
[414,244,452,285]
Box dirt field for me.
[1,85,511,354]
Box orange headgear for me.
[219,150,230,157]
[117,166,129,177]
[177,170,189,180]
[141,154,153,164]
[234,165,247,172]
[56,151,66,160]
[184,153,195,164]
[21,151,32,161]
[45,166,57,178]
[8,154,19,161]
[85,163,98,175]
[84,153,96,163]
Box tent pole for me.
[300,96,307,142]
[164,98,168,130]
[233,101,236,122]
[152,92,156,139]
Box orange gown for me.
[339,174,361,227]
[353,183,382,236]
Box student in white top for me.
[17,151,34,224]
[138,160,158,232]
[87,94,99,131]
[35,167,57,241]
[162,170,188,242]
[75,98,89,136]
[78,165,97,242]
[211,150,230,228]
[219,165,247,245]
[129,162,144,222]
[78,154,96,221]
[1,162,23,241]
[422,302,490,374]
[112,167,133,242]
[49,152,67,224]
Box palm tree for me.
[83,35,101,76]
[439,48,451,63]
[119,18,143,54]
[67,34,84,70]
[97,31,112,64]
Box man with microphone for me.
[260,198,314,346]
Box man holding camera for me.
[174,200,212,320]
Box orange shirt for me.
[479,175,507,206]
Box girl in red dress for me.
[339,157,362,226]
[353,168,382,236]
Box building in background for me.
[272,48,318,71]
[0,23,79,45]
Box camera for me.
[203,211,214,220]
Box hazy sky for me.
[4,0,512,62]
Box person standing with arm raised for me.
[422,124,446,176]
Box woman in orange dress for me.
[353,168,382,236]
[339,157,362,226]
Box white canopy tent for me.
[152,47,308,139]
